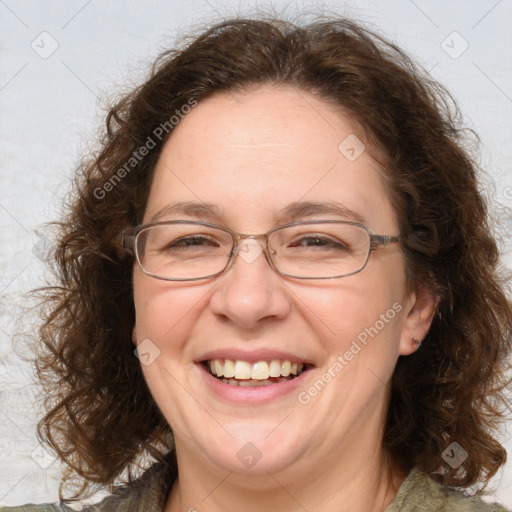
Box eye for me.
[166,234,221,249]
[288,234,350,250]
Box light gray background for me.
[1,0,511,508]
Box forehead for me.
[144,86,397,232]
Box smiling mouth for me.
[203,358,309,387]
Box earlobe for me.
[132,326,138,347]
[399,285,439,356]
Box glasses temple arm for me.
[121,232,135,251]
[371,234,401,246]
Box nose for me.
[209,239,292,329]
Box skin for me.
[132,85,437,512]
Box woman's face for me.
[132,86,433,478]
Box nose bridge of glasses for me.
[231,233,268,265]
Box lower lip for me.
[197,363,312,404]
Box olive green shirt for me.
[1,458,509,511]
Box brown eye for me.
[168,235,220,248]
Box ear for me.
[132,325,138,347]
[399,284,438,356]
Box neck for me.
[165,425,405,512]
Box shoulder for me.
[1,451,177,512]
[0,506,71,512]
[386,468,509,512]
[81,453,176,511]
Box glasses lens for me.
[136,223,233,280]
[269,222,370,278]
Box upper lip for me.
[196,348,316,366]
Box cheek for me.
[132,273,210,354]
[303,284,403,338]
[293,257,407,358]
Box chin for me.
[185,423,307,476]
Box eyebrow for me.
[278,201,367,224]
[147,200,366,225]
[148,201,223,223]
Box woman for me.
[2,15,511,512]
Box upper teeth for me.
[208,359,304,380]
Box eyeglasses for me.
[121,220,400,281]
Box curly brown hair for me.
[32,15,512,501]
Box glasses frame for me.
[121,219,400,281]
